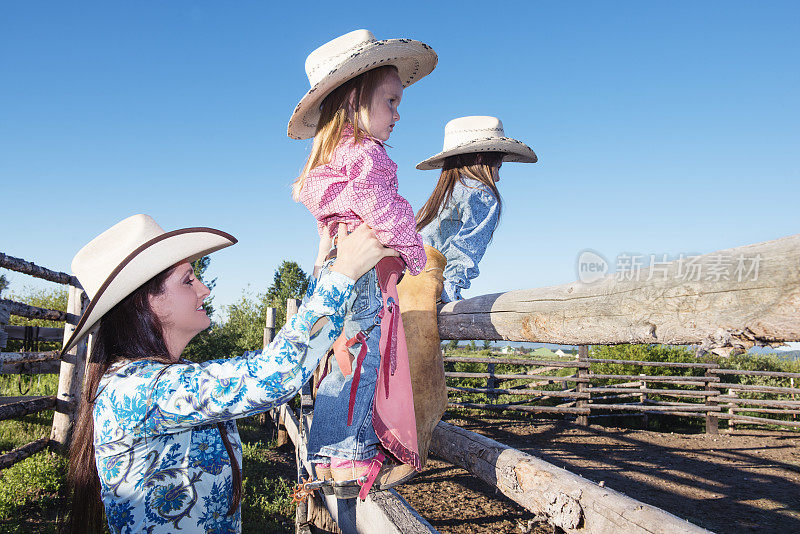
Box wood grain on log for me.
[0,359,61,374]
[447,386,589,398]
[0,299,73,323]
[448,403,589,415]
[446,371,587,381]
[430,421,712,533]
[438,233,800,351]
[0,437,50,470]
[0,396,56,421]
[444,356,588,368]
[717,412,800,428]
[0,253,79,286]
[0,351,60,374]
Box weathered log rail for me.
[437,233,800,354]
[430,421,713,533]
[444,354,800,432]
[0,251,88,470]
[0,253,79,287]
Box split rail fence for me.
[443,350,800,434]
[0,253,88,470]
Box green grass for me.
[0,375,58,453]
[0,412,296,533]
[0,451,67,533]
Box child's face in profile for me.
[366,70,403,142]
[491,162,502,183]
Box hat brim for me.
[416,137,538,171]
[287,39,438,140]
[62,227,237,354]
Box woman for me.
[66,214,395,533]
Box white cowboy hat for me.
[62,214,236,353]
[287,29,438,140]
[416,116,538,170]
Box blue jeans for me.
[307,265,382,462]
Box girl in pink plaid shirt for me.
[288,30,437,497]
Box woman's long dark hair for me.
[67,267,241,533]
[416,152,504,235]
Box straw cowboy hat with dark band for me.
[63,214,236,353]
[416,116,538,170]
[287,29,438,140]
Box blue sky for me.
[2,2,798,331]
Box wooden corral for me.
[0,253,89,468]
[283,233,800,534]
[2,233,799,533]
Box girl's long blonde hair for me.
[292,65,398,201]
[416,152,504,235]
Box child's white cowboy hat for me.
[62,214,236,353]
[287,29,438,140]
[416,116,538,170]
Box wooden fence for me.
[443,352,800,434]
[3,232,799,533]
[0,253,88,469]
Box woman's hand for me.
[330,223,399,280]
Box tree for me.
[447,339,459,352]
[469,340,477,351]
[0,274,8,297]
[482,340,491,350]
[184,289,269,363]
[183,259,310,363]
[265,261,310,330]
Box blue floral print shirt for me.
[93,270,353,534]
[419,177,500,303]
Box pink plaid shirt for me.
[298,127,427,275]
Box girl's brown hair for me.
[67,267,241,533]
[293,65,399,201]
[416,152,504,234]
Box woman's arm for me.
[441,188,500,303]
[104,226,396,435]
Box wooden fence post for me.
[263,307,276,348]
[727,388,737,430]
[258,307,278,427]
[283,299,313,534]
[576,345,589,426]
[0,302,9,350]
[273,302,299,448]
[705,366,719,435]
[486,362,497,404]
[639,373,649,427]
[50,285,89,451]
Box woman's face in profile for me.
[149,261,212,349]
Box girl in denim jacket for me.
[416,116,538,302]
[288,30,437,498]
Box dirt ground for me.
[273,413,800,533]
[395,413,800,534]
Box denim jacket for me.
[419,177,500,302]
